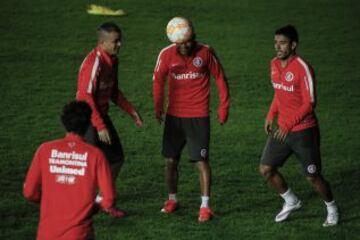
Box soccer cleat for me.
[161,200,178,213]
[275,201,302,222]
[102,206,126,218]
[198,207,213,222]
[322,211,339,227]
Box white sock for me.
[95,194,103,204]
[200,196,209,208]
[324,200,338,213]
[169,193,177,202]
[280,188,299,205]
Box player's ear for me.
[291,41,297,51]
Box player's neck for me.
[280,54,295,68]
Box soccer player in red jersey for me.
[23,101,123,240]
[76,22,143,207]
[153,17,230,222]
[259,25,339,226]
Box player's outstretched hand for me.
[264,119,273,135]
[98,129,112,145]
[132,110,143,127]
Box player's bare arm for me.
[131,110,143,127]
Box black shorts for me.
[162,114,210,162]
[260,127,322,176]
[84,115,124,165]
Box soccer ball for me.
[166,17,193,43]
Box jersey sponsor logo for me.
[272,82,294,92]
[49,158,87,167]
[49,149,89,179]
[172,71,205,80]
[307,164,317,174]
[200,149,207,158]
[56,175,76,185]
[50,165,85,176]
[51,149,88,161]
[285,71,294,82]
[193,57,203,68]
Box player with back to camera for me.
[23,101,123,240]
[153,17,230,222]
[259,25,339,227]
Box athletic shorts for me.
[162,114,210,162]
[84,115,124,165]
[260,126,321,176]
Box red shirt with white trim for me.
[266,55,317,132]
[153,42,230,121]
[23,133,116,240]
[76,47,135,131]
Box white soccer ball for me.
[166,17,193,43]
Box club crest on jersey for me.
[285,72,294,82]
[193,57,203,68]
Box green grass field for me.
[1,0,359,239]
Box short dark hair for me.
[275,25,299,43]
[61,101,92,136]
[98,22,122,34]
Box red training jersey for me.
[153,42,230,121]
[76,47,135,131]
[266,55,317,132]
[23,133,116,240]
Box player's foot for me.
[275,200,302,222]
[198,207,213,222]
[323,211,339,227]
[161,200,178,214]
[102,206,126,218]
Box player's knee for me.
[166,158,178,167]
[197,160,210,171]
[259,165,274,179]
[305,175,320,184]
